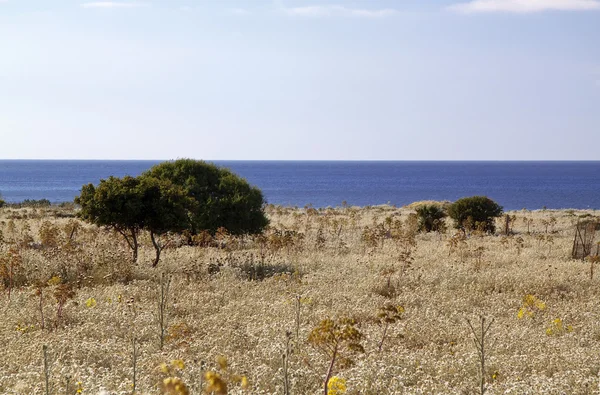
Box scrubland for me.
[0,203,599,394]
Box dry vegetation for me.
[1,203,600,394]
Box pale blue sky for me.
[1,0,599,160]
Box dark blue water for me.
[0,161,598,210]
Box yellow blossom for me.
[327,376,347,395]
[85,297,97,308]
[171,359,185,370]
[162,377,189,395]
[216,355,228,370]
[205,371,227,394]
[47,276,61,286]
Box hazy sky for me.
[1,0,599,160]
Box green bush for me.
[0,198,5,208]
[447,196,503,233]
[415,205,446,232]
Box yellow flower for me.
[85,297,97,308]
[47,276,61,286]
[241,376,249,389]
[160,363,170,374]
[171,359,185,370]
[162,377,189,395]
[523,294,536,307]
[205,371,227,394]
[327,376,347,395]
[216,355,228,370]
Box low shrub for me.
[415,205,446,232]
[447,196,503,233]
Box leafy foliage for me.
[309,317,364,395]
[415,204,447,232]
[144,159,269,236]
[75,175,193,265]
[447,196,503,233]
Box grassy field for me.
[0,203,599,394]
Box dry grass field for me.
[0,203,599,394]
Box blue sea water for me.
[0,160,598,210]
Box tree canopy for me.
[143,159,269,236]
[75,159,268,266]
[75,175,193,265]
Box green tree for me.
[138,177,195,266]
[415,205,446,232]
[447,196,503,233]
[76,176,145,262]
[75,175,193,265]
[144,159,269,236]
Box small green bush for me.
[415,205,446,232]
[447,196,503,233]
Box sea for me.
[0,160,599,210]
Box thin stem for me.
[43,345,50,395]
[378,322,389,352]
[323,344,338,395]
[132,337,138,394]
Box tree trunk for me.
[117,228,139,263]
[150,231,162,268]
[131,230,138,263]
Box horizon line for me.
[0,159,600,163]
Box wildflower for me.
[327,376,347,395]
[517,294,545,319]
[161,377,189,395]
[171,359,185,370]
[546,318,573,336]
[85,297,96,308]
[205,371,227,394]
[47,276,61,286]
[216,355,228,370]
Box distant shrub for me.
[0,198,5,208]
[12,199,51,208]
[447,196,503,233]
[415,205,446,232]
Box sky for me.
[0,0,599,160]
